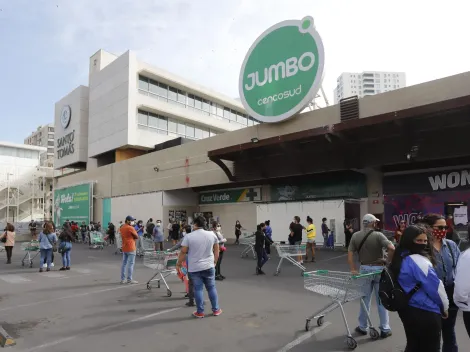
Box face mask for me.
[182,232,186,237]
[217,226,221,231]
[433,229,447,240]
[411,243,428,254]
[130,221,135,226]
[156,223,161,227]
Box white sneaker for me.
[120,280,126,284]
[43,263,47,268]
[51,263,55,267]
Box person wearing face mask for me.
[394,220,406,244]
[120,215,139,284]
[419,213,461,352]
[390,225,449,352]
[152,220,164,251]
[212,221,227,281]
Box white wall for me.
[256,200,345,244]
[54,86,89,169]
[88,50,132,158]
[110,192,163,225]
[163,189,198,206]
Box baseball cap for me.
[363,214,380,224]
[125,215,135,222]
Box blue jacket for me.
[398,254,449,315]
[265,226,272,240]
[38,232,58,250]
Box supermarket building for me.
[53,48,470,243]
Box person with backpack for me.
[419,213,461,352]
[348,214,395,338]
[387,224,449,351]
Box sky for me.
[1,0,470,144]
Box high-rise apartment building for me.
[24,123,55,167]
[333,71,406,104]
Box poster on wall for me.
[168,210,175,222]
[53,183,92,228]
[174,210,187,223]
[454,206,468,226]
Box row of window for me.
[137,110,218,140]
[138,75,260,127]
[0,146,40,159]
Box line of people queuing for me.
[348,213,470,352]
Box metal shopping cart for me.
[274,243,306,276]
[89,231,105,250]
[138,237,154,257]
[143,250,180,297]
[239,233,257,260]
[21,240,40,268]
[303,270,383,350]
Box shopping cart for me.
[274,243,306,276]
[115,231,122,254]
[143,251,180,297]
[239,233,257,260]
[138,237,155,257]
[21,240,40,268]
[89,231,105,250]
[303,270,383,350]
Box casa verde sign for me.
[199,188,262,205]
[239,16,325,123]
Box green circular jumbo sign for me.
[239,16,325,123]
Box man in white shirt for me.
[176,216,222,318]
[454,248,470,337]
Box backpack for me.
[378,265,420,312]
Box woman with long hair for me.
[0,223,16,264]
[394,220,406,243]
[390,225,449,351]
[58,222,74,271]
[419,213,461,352]
[234,220,243,245]
[38,222,58,272]
[212,221,227,281]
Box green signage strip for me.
[199,187,262,205]
[239,16,325,123]
[54,183,91,227]
[271,173,367,202]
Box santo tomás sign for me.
[239,16,325,123]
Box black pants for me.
[215,250,224,277]
[256,248,268,269]
[109,234,115,244]
[235,232,240,244]
[5,246,13,262]
[265,243,271,255]
[345,231,352,248]
[188,277,194,301]
[463,311,470,338]
[398,306,441,352]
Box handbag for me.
[46,234,58,252]
[1,232,6,243]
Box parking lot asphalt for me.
[0,242,468,352]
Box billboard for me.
[53,183,92,227]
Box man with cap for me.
[120,215,139,284]
[348,214,395,338]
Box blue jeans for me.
[121,252,136,281]
[40,248,53,268]
[256,248,268,268]
[359,265,391,332]
[189,267,220,314]
[62,250,71,267]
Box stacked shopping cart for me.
[89,232,105,250]
[239,233,257,260]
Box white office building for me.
[0,142,54,223]
[54,49,259,170]
[24,123,55,167]
[333,71,406,104]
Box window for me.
[248,118,254,126]
[139,76,149,90]
[148,113,158,128]
[48,127,54,132]
[216,104,224,117]
[24,150,32,159]
[230,110,237,121]
[201,127,210,139]
[48,140,54,147]
[138,110,148,125]
[177,90,186,104]
[187,94,195,107]
[223,108,230,119]
[186,123,195,138]
[210,103,217,115]
[177,122,185,135]
[157,82,168,98]
[194,96,202,110]
[149,79,159,95]
[47,147,54,154]
[168,119,177,133]
[194,127,203,139]
[202,99,211,113]
[168,87,177,101]
[237,113,247,125]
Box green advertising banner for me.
[54,183,91,227]
[271,172,367,202]
[199,187,262,205]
